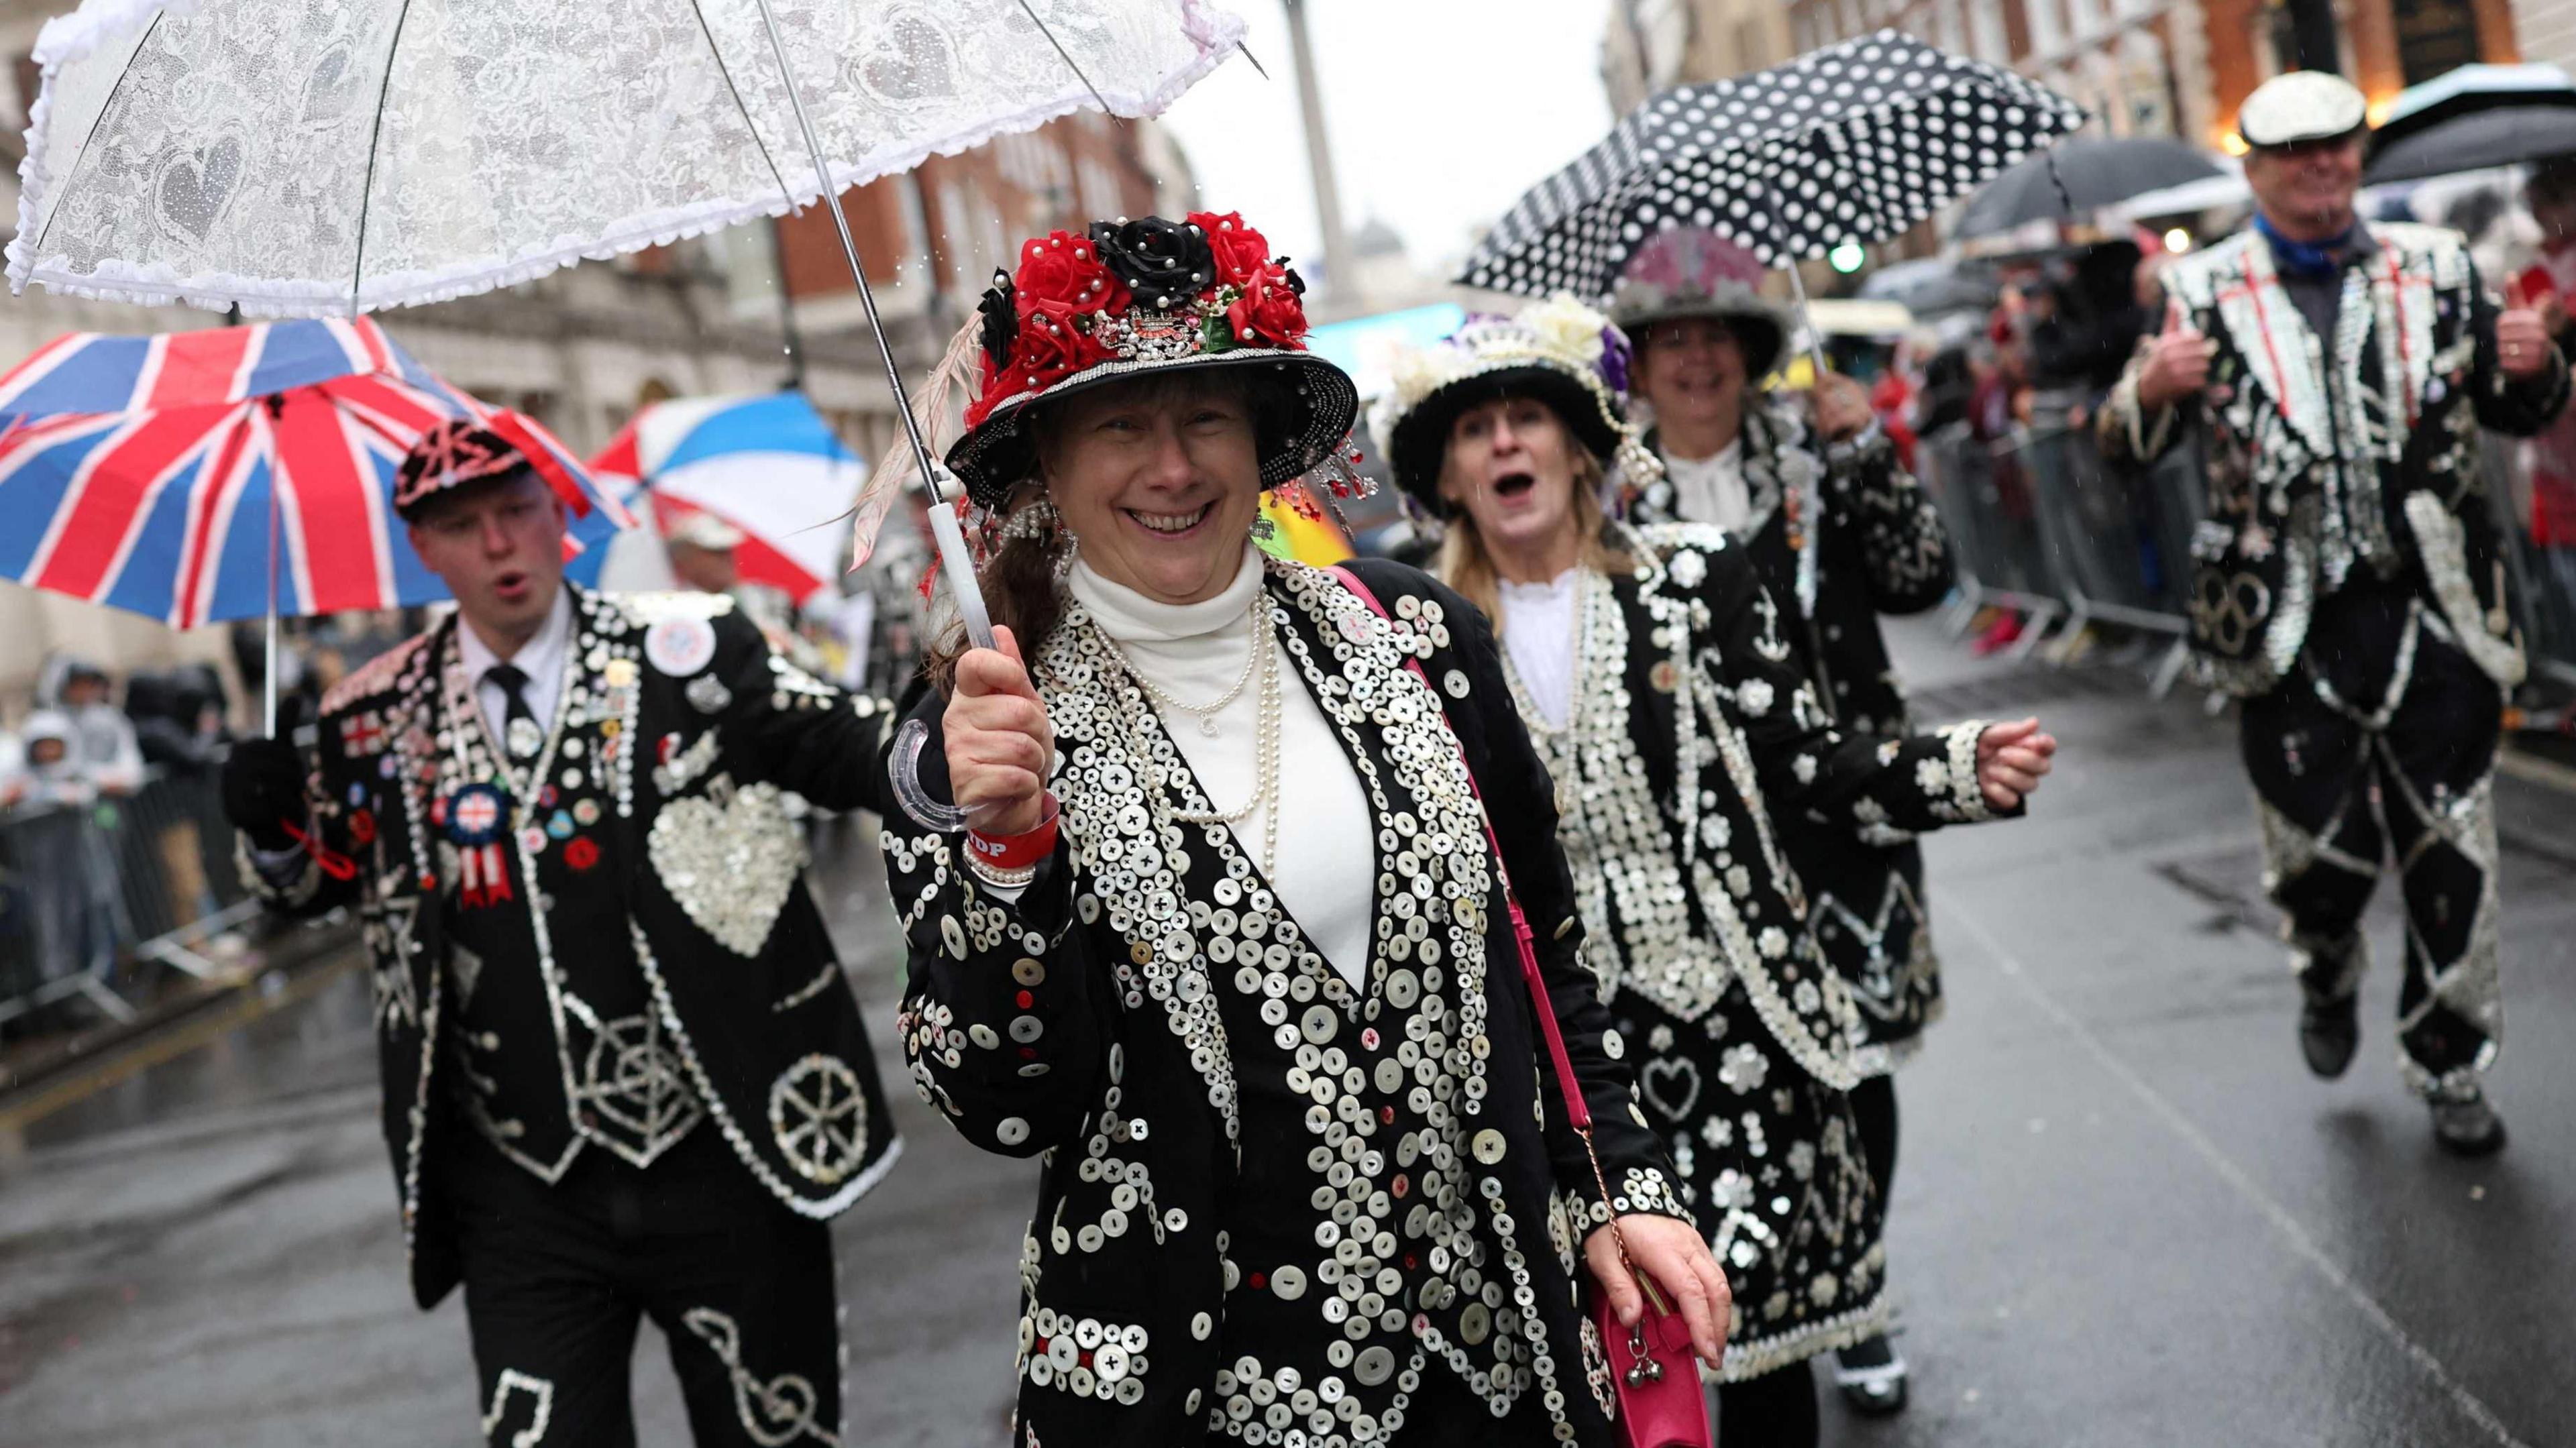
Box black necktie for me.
[484,663,541,765]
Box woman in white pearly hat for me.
[1374,294,2055,1447]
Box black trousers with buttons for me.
[2238,621,2504,1097]
[443,1125,841,1448]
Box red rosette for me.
[1226,262,1310,349]
[1190,210,1271,286]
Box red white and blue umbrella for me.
[570,390,862,605]
[0,315,627,629]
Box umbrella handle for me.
[926,484,997,653]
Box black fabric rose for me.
[1089,216,1217,311]
[978,270,1018,370]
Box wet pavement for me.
[0,622,2569,1447]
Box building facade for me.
[1615,0,2524,156]
[2516,0,2576,76]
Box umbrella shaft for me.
[264,483,280,738]
[746,0,943,506]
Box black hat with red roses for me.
[945,211,1365,509]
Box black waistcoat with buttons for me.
[241,585,904,1311]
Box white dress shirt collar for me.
[454,586,574,746]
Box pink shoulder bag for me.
[1330,565,1713,1448]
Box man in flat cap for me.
[221,418,905,1444]
[2101,71,2566,1154]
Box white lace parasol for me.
[7,0,1244,317]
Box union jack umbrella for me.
[0,315,627,630]
[0,315,627,732]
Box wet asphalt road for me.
[0,618,2569,1447]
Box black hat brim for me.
[945,349,1359,510]
[1387,365,1623,508]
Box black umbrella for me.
[1856,256,1996,317]
[2367,107,2576,186]
[2365,64,2576,185]
[1952,136,2223,237]
[1457,30,2085,301]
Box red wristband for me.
[967,794,1061,871]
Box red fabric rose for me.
[1012,230,1127,313]
[967,296,1116,427]
[1191,211,1271,286]
[1225,263,1310,349]
[564,836,600,872]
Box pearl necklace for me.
[1118,589,1263,736]
[1102,594,1285,877]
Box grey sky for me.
[1159,0,1615,281]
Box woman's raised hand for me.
[945,626,1055,837]
[1585,1215,1731,1369]
[1975,716,2057,811]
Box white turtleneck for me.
[1496,568,1578,730]
[1068,545,1375,990]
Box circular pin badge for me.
[645,617,717,678]
[445,782,509,845]
[573,799,602,827]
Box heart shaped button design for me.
[1638,1055,1702,1123]
[647,781,806,956]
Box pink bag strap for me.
[1328,564,1590,1131]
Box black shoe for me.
[1834,1335,1908,1416]
[2430,1093,2508,1157]
[2298,997,2360,1079]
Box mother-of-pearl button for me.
[1271,1264,1307,1300]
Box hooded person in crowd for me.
[1375,294,2054,1443]
[1611,227,1961,1412]
[2099,71,2568,1154]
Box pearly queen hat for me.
[944,211,1364,509]
[1609,226,1791,380]
[2238,70,2367,150]
[1368,294,1660,510]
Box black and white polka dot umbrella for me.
[1459,30,2087,300]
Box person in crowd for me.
[1610,229,1961,1413]
[11,709,125,987]
[667,508,827,675]
[125,665,233,928]
[885,211,1729,1447]
[2099,71,2567,1154]
[2514,156,2576,617]
[52,661,145,795]
[1375,295,2053,1443]
[2029,240,2151,418]
[1912,346,1978,438]
[221,419,906,1447]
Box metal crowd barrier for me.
[1915,413,2576,711]
[0,766,261,1029]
